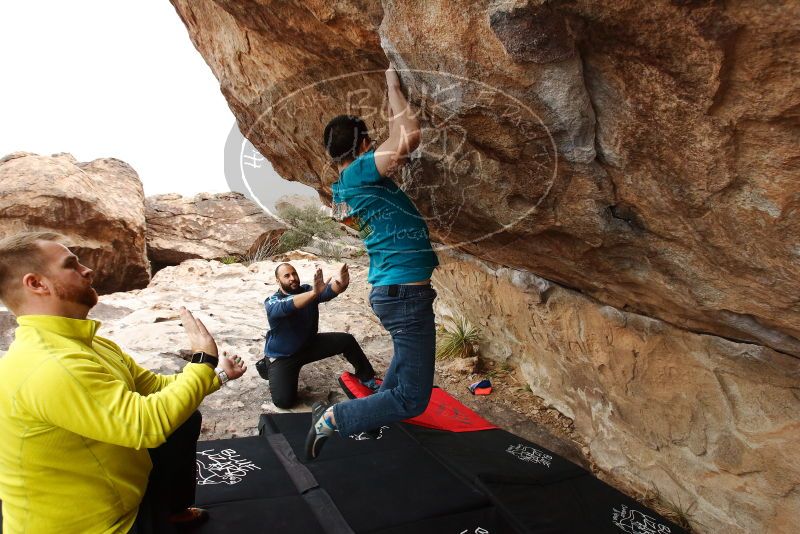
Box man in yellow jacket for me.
[0,231,248,533]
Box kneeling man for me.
[258,262,375,408]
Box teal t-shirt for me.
[331,150,438,286]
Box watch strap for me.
[215,367,229,386]
[190,351,219,367]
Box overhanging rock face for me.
[170,1,800,531]
[171,0,800,357]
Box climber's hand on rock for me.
[385,65,401,90]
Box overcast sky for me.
[0,1,316,205]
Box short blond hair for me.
[0,231,65,308]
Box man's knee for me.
[187,410,202,429]
[270,388,297,409]
[341,332,358,348]
[397,391,430,419]
[405,399,429,419]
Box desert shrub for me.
[242,238,282,265]
[318,241,345,261]
[270,205,345,255]
[279,205,342,240]
[645,485,697,532]
[277,229,312,252]
[436,316,482,360]
[218,255,239,264]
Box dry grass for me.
[241,238,283,265]
[644,485,698,532]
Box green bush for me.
[436,316,482,360]
[277,229,312,252]
[279,205,342,240]
[318,241,345,261]
[218,255,239,264]
[272,205,346,255]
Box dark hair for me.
[323,115,369,162]
[274,263,292,278]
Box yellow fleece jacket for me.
[0,315,220,534]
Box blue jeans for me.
[333,283,437,436]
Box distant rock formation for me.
[0,152,150,294]
[274,193,322,215]
[145,192,286,269]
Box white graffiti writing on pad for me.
[349,425,390,441]
[196,448,261,486]
[612,505,671,534]
[459,527,489,534]
[506,444,553,467]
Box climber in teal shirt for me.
[331,149,438,286]
[306,65,438,460]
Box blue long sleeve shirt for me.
[264,283,337,358]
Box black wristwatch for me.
[190,351,219,368]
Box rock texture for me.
[0,152,150,293]
[170,0,800,357]
[169,2,800,532]
[433,251,800,534]
[145,192,286,267]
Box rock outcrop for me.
[170,0,800,357]
[170,2,800,532]
[145,192,286,267]
[433,250,800,533]
[0,152,150,293]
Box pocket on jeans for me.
[371,300,398,316]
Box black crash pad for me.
[191,411,685,534]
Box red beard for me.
[54,281,98,308]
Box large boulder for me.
[169,2,800,531]
[0,152,150,294]
[169,0,800,357]
[145,192,286,268]
[433,251,800,534]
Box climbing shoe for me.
[305,401,336,460]
[359,377,380,392]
